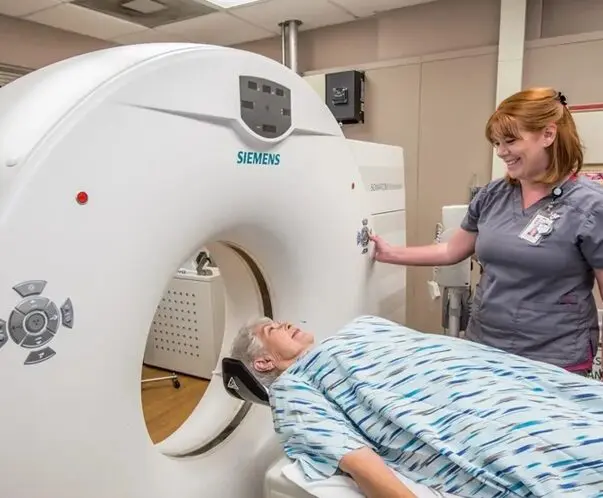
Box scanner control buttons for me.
[61,298,74,329]
[0,319,7,351]
[10,297,59,349]
[12,280,47,298]
[8,310,27,344]
[1,280,74,366]
[25,312,46,333]
[356,218,372,255]
[24,347,56,365]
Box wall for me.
[0,14,115,69]
[3,0,603,332]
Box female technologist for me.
[371,88,603,375]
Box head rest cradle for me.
[221,357,270,406]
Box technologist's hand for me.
[369,233,394,263]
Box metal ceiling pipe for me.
[286,20,302,74]
[278,20,302,74]
[279,22,288,67]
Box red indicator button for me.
[76,191,89,205]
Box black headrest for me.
[222,357,270,406]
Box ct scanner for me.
[0,43,407,498]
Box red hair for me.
[485,87,583,184]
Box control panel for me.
[0,280,74,365]
[356,218,372,254]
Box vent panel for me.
[71,0,218,28]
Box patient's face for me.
[253,320,314,373]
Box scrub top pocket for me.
[513,301,584,364]
[471,279,514,331]
[466,282,515,348]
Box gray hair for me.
[229,316,281,388]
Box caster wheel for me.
[173,379,181,389]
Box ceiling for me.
[0,0,438,46]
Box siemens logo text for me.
[369,183,402,191]
[237,151,281,166]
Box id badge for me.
[519,212,554,245]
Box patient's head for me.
[230,317,314,387]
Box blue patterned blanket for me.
[269,315,603,497]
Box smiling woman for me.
[370,86,603,376]
[486,87,583,188]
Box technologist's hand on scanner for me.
[369,234,394,263]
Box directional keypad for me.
[0,319,7,351]
[1,280,74,365]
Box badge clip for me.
[519,212,556,245]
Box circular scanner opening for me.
[140,241,272,453]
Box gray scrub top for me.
[461,175,603,369]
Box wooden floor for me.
[141,365,210,444]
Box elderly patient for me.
[230,315,603,498]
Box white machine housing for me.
[431,204,472,337]
[434,205,471,289]
[0,44,406,498]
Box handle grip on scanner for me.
[222,357,270,406]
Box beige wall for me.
[0,14,114,69]
[2,0,603,332]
